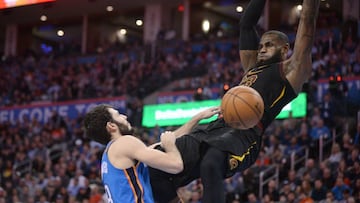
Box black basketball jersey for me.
[240,62,297,129]
[189,62,297,156]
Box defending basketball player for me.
[149,0,320,202]
[83,104,220,202]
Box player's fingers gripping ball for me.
[221,86,264,130]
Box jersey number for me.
[104,185,114,203]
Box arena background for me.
[0,0,359,202]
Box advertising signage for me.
[0,0,55,9]
[142,93,307,128]
[0,97,126,124]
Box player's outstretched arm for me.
[172,107,220,138]
[285,0,320,94]
[239,0,266,71]
[120,133,184,174]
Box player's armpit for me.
[240,50,258,72]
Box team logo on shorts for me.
[229,158,238,170]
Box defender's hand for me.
[196,106,221,120]
[160,131,176,150]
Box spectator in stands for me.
[287,191,297,203]
[297,121,312,147]
[351,178,360,203]
[246,192,260,203]
[310,118,331,140]
[351,52,360,75]
[328,143,343,168]
[332,177,352,201]
[310,107,323,127]
[261,194,272,203]
[278,194,288,203]
[264,134,282,153]
[311,179,328,201]
[319,163,336,190]
[318,191,338,203]
[88,184,103,203]
[341,133,355,160]
[296,158,319,181]
[296,180,313,198]
[288,170,301,191]
[278,120,296,146]
[263,179,280,202]
[279,180,293,198]
[223,173,242,198]
[284,136,302,157]
[348,160,360,185]
[66,177,81,198]
[354,122,360,146]
[255,149,271,170]
[318,93,339,126]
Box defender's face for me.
[108,108,132,133]
[257,34,284,64]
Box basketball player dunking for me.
[149,0,320,202]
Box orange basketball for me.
[221,86,264,129]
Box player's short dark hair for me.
[83,104,114,145]
[263,30,289,45]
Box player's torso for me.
[101,146,154,203]
[240,62,297,128]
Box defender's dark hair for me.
[83,104,113,145]
[263,30,289,45]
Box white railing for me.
[290,146,309,171]
[12,147,64,177]
[318,128,339,162]
[12,159,32,177]
[258,164,279,199]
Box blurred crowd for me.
[0,14,360,203]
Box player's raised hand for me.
[196,107,221,120]
[160,131,177,150]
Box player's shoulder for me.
[108,136,147,161]
[112,135,146,149]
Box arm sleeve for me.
[239,0,266,50]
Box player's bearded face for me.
[257,48,282,66]
[113,120,133,135]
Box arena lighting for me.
[236,6,243,13]
[119,29,126,35]
[329,75,342,82]
[177,4,184,12]
[57,30,64,37]
[297,5,302,11]
[141,93,307,127]
[202,19,210,33]
[136,19,143,26]
[40,15,47,22]
[0,0,55,9]
[106,5,113,12]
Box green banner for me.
[275,92,307,119]
[142,93,307,127]
[142,100,221,127]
